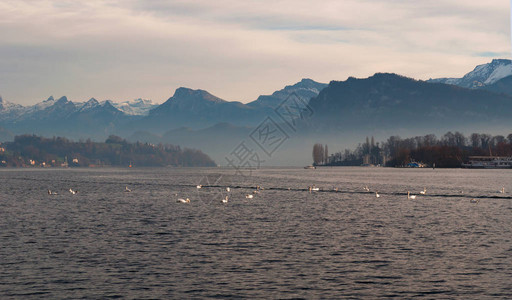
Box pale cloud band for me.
[0,0,510,105]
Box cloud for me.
[0,0,509,105]
[475,51,510,57]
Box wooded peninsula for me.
[0,135,216,167]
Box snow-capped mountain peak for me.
[0,96,25,114]
[28,96,58,112]
[79,98,100,111]
[429,58,512,88]
[110,98,157,116]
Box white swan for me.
[245,194,254,199]
[196,185,202,189]
[375,192,380,198]
[177,198,190,203]
[499,187,505,194]
[69,188,78,195]
[226,187,230,192]
[309,185,319,192]
[221,196,228,203]
[364,186,370,192]
[420,188,426,195]
[125,186,131,192]
[407,191,416,200]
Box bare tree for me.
[454,132,466,148]
[423,134,437,147]
[480,134,492,152]
[324,144,328,165]
[312,143,324,165]
[442,131,455,146]
[492,135,505,146]
[470,133,481,148]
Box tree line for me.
[316,132,512,168]
[0,134,216,167]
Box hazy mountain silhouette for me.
[309,73,512,132]
[247,78,327,109]
[135,88,264,133]
[1,67,512,165]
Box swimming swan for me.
[177,198,190,203]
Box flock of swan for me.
[47,183,506,205]
[178,185,263,203]
[47,188,79,195]
[172,184,507,205]
[173,185,262,204]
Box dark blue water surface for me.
[0,167,511,298]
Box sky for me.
[0,0,510,105]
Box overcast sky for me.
[0,0,510,105]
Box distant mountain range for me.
[1,59,511,165]
[0,77,324,138]
[308,73,512,132]
[0,96,131,138]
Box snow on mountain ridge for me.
[0,96,24,111]
[484,63,512,85]
[428,59,512,88]
[1,95,155,117]
[110,98,157,116]
[461,59,512,86]
[78,98,100,111]
[26,96,57,113]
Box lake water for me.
[0,167,511,298]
